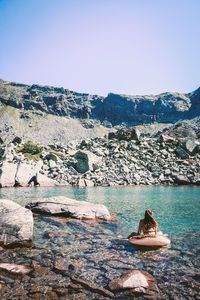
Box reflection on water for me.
[0,185,199,298]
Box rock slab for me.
[109,269,157,295]
[0,199,33,247]
[26,196,111,221]
[0,263,32,276]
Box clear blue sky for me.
[0,0,199,96]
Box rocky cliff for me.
[0,79,200,144]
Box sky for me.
[0,0,199,96]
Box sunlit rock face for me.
[0,199,33,247]
[109,269,158,295]
[26,196,111,221]
[0,79,199,144]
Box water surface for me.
[0,185,199,298]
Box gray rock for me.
[164,169,171,176]
[48,159,57,169]
[181,138,198,155]
[44,153,58,162]
[0,161,18,187]
[16,161,58,187]
[77,178,86,187]
[173,175,190,185]
[159,134,176,144]
[0,199,33,247]
[84,179,94,187]
[74,151,101,174]
[0,147,5,159]
[26,196,111,220]
[175,147,189,159]
[108,127,140,141]
[12,136,22,145]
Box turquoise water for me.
[0,186,200,298]
[1,185,199,238]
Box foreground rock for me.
[109,269,158,295]
[0,263,32,276]
[70,276,114,297]
[0,199,33,247]
[26,196,111,221]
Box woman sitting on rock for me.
[128,209,158,239]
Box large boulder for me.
[0,162,18,187]
[16,161,59,187]
[109,270,157,295]
[0,160,58,187]
[159,134,176,144]
[26,196,111,221]
[0,199,33,247]
[181,138,198,155]
[173,175,190,185]
[15,161,43,186]
[73,151,101,174]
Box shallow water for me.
[0,185,200,298]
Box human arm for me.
[137,220,143,235]
[154,224,158,236]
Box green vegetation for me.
[16,141,43,160]
[23,141,43,154]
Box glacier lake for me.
[0,185,199,298]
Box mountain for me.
[0,79,199,144]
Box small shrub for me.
[16,141,43,160]
[22,141,43,155]
[24,153,41,161]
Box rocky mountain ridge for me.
[1,79,200,124]
[0,78,199,145]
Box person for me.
[127,209,158,239]
[27,173,40,187]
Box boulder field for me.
[0,126,200,188]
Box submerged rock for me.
[0,199,33,247]
[109,269,157,295]
[26,196,111,220]
[0,263,32,276]
[70,276,114,298]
